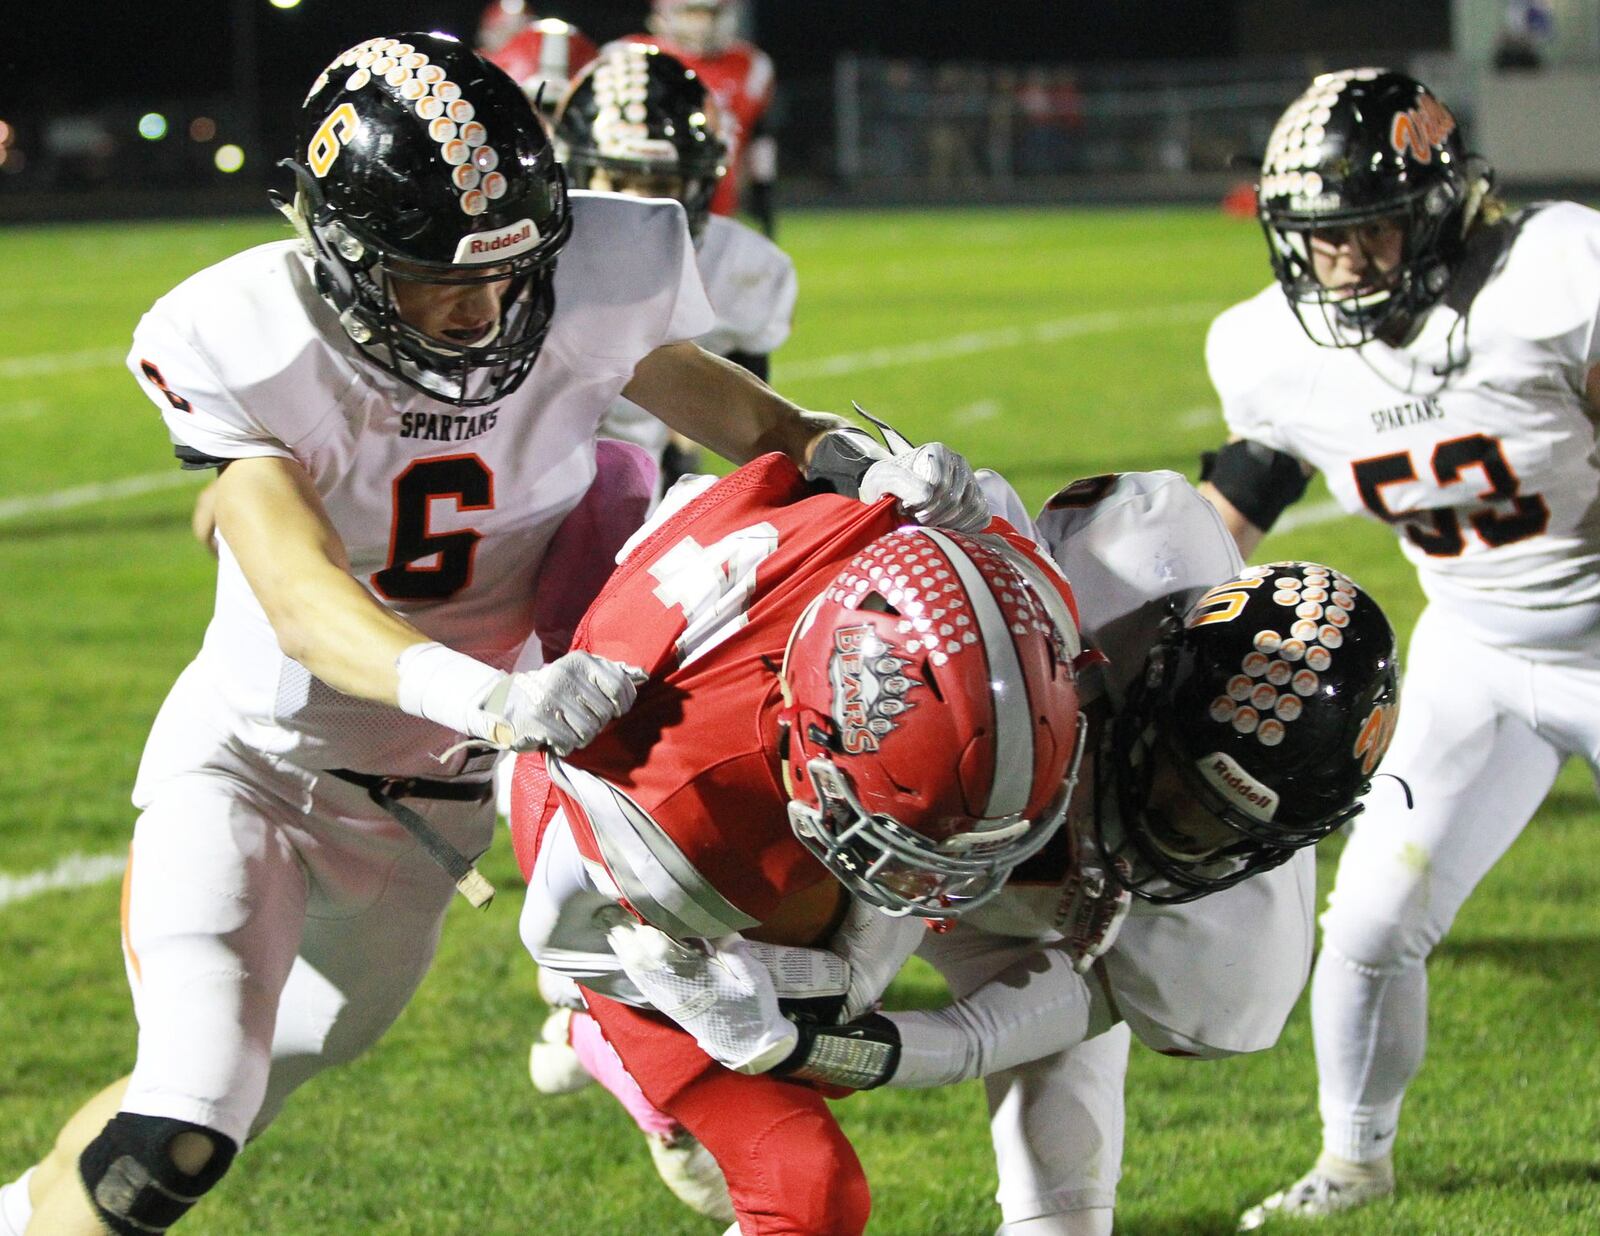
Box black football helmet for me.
[284,32,572,406]
[553,44,727,243]
[1100,561,1400,903]
[1258,69,1492,347]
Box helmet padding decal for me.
[313,36,507,217]
[452,217,541,263]
[1196,752,1281,823]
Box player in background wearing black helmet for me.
[1194,69,1600,1225]
[555,43,796,495]
[0,32,990,1236]
[528,467,1401,1236]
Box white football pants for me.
[121,731,493,1147]
[1313,604,1598,1162]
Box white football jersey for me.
[1209,202,1600,654]
[127,192,714,780]
[599,212,796,453]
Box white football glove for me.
[859,441,989,534]
[476,652,644,754]
[394,642,643,754]
[607,922,799,1075]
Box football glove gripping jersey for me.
[1257,68,1493,347]
[396,642,642,754]
[860,442,990,536]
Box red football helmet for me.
[485,18,599,115]
[779,528,1087,920]
[648,0,743,57]
[478,0,535,54]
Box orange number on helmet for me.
[308,103,361,178]
[1353,701,1399,775]
[1189,576,1265,627]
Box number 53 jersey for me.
[126,192,713,778]
[1207,201,1600,657]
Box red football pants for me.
[581,987,872,1236]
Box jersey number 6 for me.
[1351,433,1549,558]
[372,454,494,601]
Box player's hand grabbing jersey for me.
[1208,201,1600,654]
[127,193,713,778]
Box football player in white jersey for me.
[555,43,797,495]
[0,32,989,1236]
[555,469,1401,1236]
[1195,70,1600,1226]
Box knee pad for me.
[79,1114,237,1236]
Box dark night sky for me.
[6,1,1239,113]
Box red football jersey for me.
[612,34,774,217]
[510,454,1064,937]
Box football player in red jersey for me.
[614,0,778,234]
[481,16,598,120]
[511,453,1089,1236]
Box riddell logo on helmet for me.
[452,218,540,263]
[1390,95,1455,163]
[829,625,918,755]
[1196,752,1280,822]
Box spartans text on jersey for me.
[399,408,500,441]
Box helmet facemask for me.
[1257,69,1487,349]
[291,164,568,407]
[1262,188,1461,349]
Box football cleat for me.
[647,1129,735,1224]
[527,1007,594,1095]
[1237,1155,1394,1228]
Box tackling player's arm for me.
[623,340,841,467]
[214,457,640,752]
[212,456,422,701]
[1198,436,1314,557]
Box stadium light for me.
[268,0,301,8]
[138,112,169,141]
[215,144,246,172]
[190,116,218,142]
[0,120,12,146]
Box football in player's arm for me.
[1199,69,1600,1227]
[0,32,988,1236]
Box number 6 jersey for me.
[1207,201,1600,657]
[127,192,714,779]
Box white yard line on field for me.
[951,398,1002,425]
[1273,498,1346,533]
[0,347,125,381]
[780,301,1219,382]
[0,852,127,910]
[0,470,206,524]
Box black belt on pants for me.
[327,768,496,908]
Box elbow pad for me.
[804,427,891,498]
[1201,439,1310,533]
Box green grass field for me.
[2,207,1598,1234]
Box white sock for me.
[0,1168,35,1236]
[999,1208,1113,1236]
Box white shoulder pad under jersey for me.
[1032,471,1244,700]
[126,195,714,780]
[693,214,797,358]
[128,240,361,464]
[1208,202,1600,644]
[547,192,716,364]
